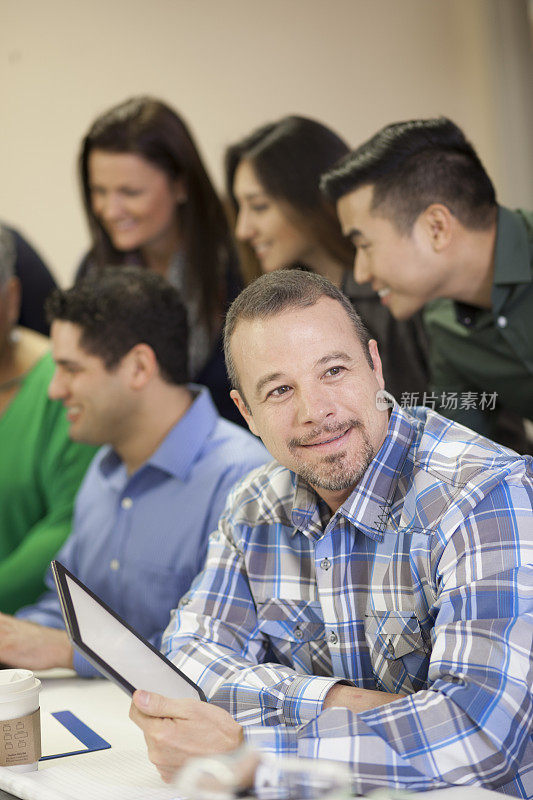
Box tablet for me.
[51,560,205,701]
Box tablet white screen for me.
[66,573,200,700]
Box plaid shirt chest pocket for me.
[364,610,431,694]
[256,599,331,676]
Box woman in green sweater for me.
[0,226,96,613]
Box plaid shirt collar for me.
[290,404,415,542]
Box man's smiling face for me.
[337,185,446,320]
[230,297,390,511]
[48,320,135,448]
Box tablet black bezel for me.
[51,560,206,702]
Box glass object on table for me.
[175,747,353,800]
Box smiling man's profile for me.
[320,117,533,451]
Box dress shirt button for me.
[121,497,133,509]
[110,559,120,571]
[328,631,338,645]
[497,316,508,328]
[320,558,331,571]
[294,626,303,640]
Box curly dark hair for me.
[46,266,188,384]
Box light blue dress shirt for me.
[17,386,268,677]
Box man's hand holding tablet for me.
[129,691,245,784]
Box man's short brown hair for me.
[224,270,372,405]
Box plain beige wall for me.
[1,0,532,285]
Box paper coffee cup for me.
[0,669,41,772]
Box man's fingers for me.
[133,690,182,718]
[131,690,201,719]
[158,766,177,784]
[129,692,244,782]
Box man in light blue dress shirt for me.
[0,267,268,675]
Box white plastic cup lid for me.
[0,669,40,697]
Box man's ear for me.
[125,343,158,389]
[230,389,258,436]
[368,339,385,390]
[417,203,454,252]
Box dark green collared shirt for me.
[424,207,533,442]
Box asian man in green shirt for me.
[321,117,532,451]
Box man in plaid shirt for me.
[131,271,533,797]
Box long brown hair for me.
[80,96,236,333]
[225,116,355,284]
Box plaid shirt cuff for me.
[282,675,346,725]
[244,724,298,757]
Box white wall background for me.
[1,0,532,285]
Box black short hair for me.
[321,117,497,233]
[46,266,188,384]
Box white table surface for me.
[0,672,504,800]
[0,670,179,800]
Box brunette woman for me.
[225,116,429,401]
[78,96,242,423]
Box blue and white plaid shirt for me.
[163,404,533,797]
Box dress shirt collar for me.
[291,478,326,540]
[340,405,414,540]
[290,404,414,542]
[98,384,219,482]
